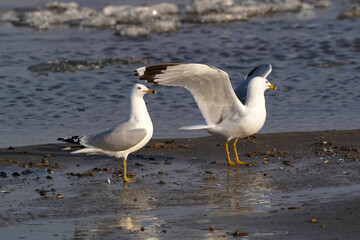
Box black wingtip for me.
[135,63,182,84]
[246,63,272,79]
[57,136,82,144]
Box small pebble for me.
[310,218,318,223]
[209,226,215,231]
[128,173,136,177]
[233,230,248,236]
[246,162,257,167]
[288,206,299,210]
[157,180,166,184]
[247,151,259,157]
[56,194,64,199]
[22,170,33,175]
[283,160,291,166]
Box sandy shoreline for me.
[1,129,360,239]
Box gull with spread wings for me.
[134,63,276,165]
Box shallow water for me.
[0,0,360,147]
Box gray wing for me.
[234,63,272,104]
[81,121,147,151]
[135,63,245,126]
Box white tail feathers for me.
[71,148,98,154]
[179,123,211,130]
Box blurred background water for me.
[0,0,359,147]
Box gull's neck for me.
[129,93,151,123]
[245,88,266,110]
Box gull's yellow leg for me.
[122,159,135,182]
[225,141,235,166]
[233,139,247,165]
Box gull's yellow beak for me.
[145,89,157,94]
[269,84,276,90]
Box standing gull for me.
[58,83,157,182]
[134,63,276,166]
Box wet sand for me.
[1,130,360,239]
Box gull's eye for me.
[138,87,141,90]
[265,81,268,84]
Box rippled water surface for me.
[0,0,359,147]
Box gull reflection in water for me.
[74,185,165,239]
[224,166,274,213]
[106,213,162,240]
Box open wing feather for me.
[135,63,244,125]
